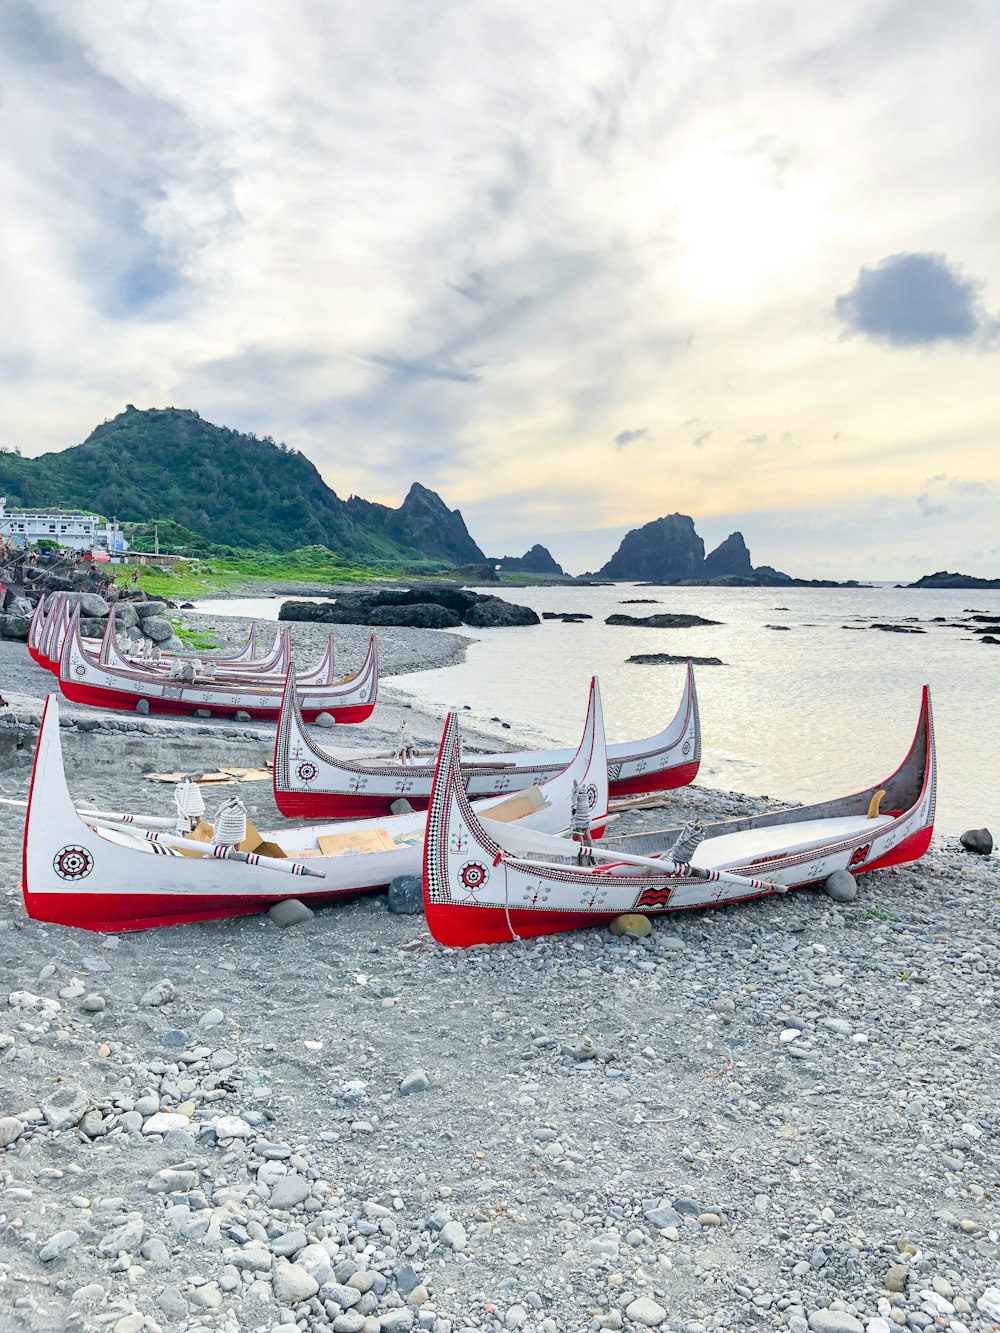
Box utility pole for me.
[154,524,159,556]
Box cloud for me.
[834,252,993,347]
[744,433,768,444]
[917,473,992,519]
[612,427,648,449]
[692,431,713,448]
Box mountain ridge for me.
[0,406,485,565]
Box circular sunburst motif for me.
[53,845,94,881]
[584,783,599,809]
[682,740,691,756]
[74,665,87,678]
[458,860,489,893]
[296,761,318,783]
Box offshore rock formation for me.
[490,545,566,577]
[703,532,753,579]
[907,571,1000,589]
[596,514,705,582]
[593,513,858,586]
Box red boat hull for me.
[424,822,935,947]
[57,678,374,724]
[20,884,383,933]
[273,758,701,819]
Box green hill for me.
[0,406,485,565]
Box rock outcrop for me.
[596,514,704,582]
[491,545,566,577]
[280,585,540,630]
[703,532,753,579]
[907,571,1000,590]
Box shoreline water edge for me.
[0,599,998,1333]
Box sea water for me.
[196,585,1000,835]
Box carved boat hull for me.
[422,689,937,946]
[273,662,700,817]
[19,682,607,932]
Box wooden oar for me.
[479,817,779,891]
[85,819,326,879]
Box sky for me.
[0,0,998,578]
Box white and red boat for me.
[30,597,280,677]
[17,680,608,932]
[56,606,378,722]
[422,688,937,946]
[273,661,700,818]
[30,594,290,678]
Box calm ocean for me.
[197,584,1000,836]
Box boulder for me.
[960,827,993,855]
[368,603,462,629]
[279,599,361,624]
[64,591,110,618]
[79,617,107,639]
[463,596,540,628]
[1,612,30,640]
[113,603,139,628]
[133,600,166,619]
[140,616,174,643]
[387,875,423,914]
[823,869,858,903]
[268,899,314,928]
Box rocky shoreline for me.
[1,614,998,1333]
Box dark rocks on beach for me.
[368,603,462,629]
[823,870,858,903]
[628,653,724,666]
[620,598,659,604]
[268,899,315,928]
[542,612,593,622]
[870,623,926,634]
[960,828,993,855]
[765,624,791,631]
[462,596,540,627]
[606,612,721,629]
[139,616,174,643]
[981,635,1000,644]
[281,585,540,629]
[387,875,423,914]
[133,600,167,619]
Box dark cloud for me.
[367,352,481,384]
[692,430,712,448]
[834,252,992,347]
[613,427,648,449]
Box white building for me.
[0,498,127,554]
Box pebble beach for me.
[0,615,998,1333]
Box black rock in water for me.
[463,596,540,627]
[908,570,1000,589]
[606,612,721,629]
[960,828,993,855]
[627,653,725,666]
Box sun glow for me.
[667,146,823,301]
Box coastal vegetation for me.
[0,405,485,565]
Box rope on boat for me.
[669,819,705,863]
[174,779,205,829]
[397,720,415,764]
[214,796,248,847]
[571,780,595,865]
